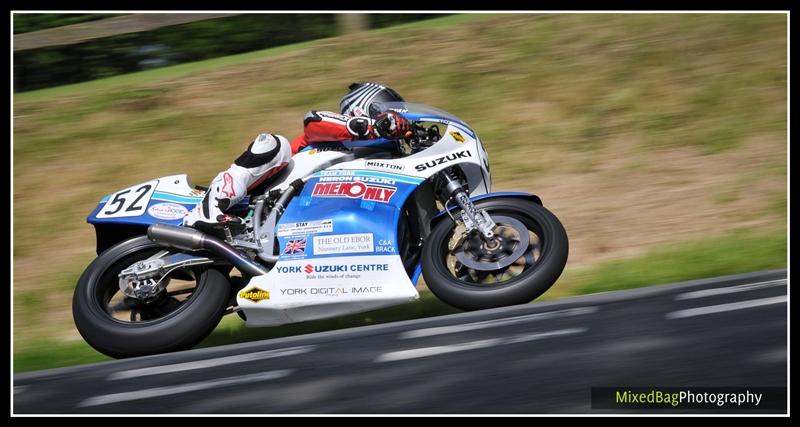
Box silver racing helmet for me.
[339,82,405,118]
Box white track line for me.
[376,328,587,363]
[399,306,598,339]
[79,369,293,407]
[675,280,786,300]
[107,346,313,381]
[665,296,787,320]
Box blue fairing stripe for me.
[150,192,203,204]
[313,170,425,185]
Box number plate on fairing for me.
[95,180,158,219]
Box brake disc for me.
[453,215,530,271]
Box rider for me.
[184,82,411,229]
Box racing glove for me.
[374,111,411,139]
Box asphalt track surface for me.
[14,269,787,414]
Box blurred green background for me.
[14,14,443,91]
[13,13,787,372]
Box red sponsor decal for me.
[312,182,396,203]
[304,264,314,274]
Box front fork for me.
[439,169,496,240]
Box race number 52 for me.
[96,180,158,219]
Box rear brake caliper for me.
[118,258,167,301]
[118,252,213,300]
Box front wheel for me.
[72,236,231,358]
[422,198,568,311]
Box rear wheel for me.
[72,236,231,358]
[422,198,568,310]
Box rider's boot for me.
[184,133,291,237]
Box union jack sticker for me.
[283,238,307,255]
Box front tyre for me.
[72,236,231,358]
[422,198,568,311]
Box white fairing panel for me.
[238,255,419,326]
[154,174,203,196]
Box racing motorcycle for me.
[73,102,569,358]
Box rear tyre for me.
[72,236,231,358]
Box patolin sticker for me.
[239,287,270,303]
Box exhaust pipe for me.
[147,224,268,276]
